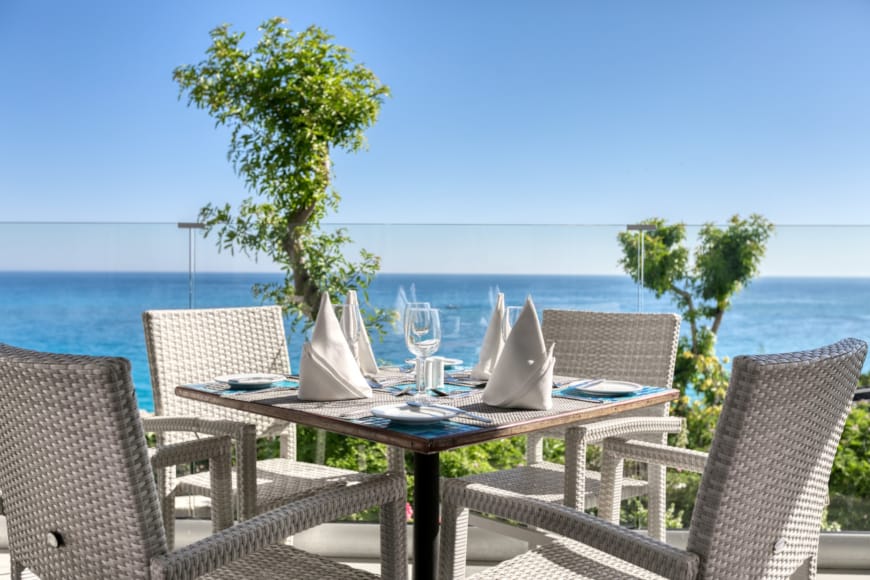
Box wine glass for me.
[402,302,430,333]
[404,306,441,396]
[502,306,523,341]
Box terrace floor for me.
[2,519,869,579]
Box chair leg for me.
[11,559,24,580]
[647,461,667,541]
[438,499,470,580]
[387,445,406,475]
[236,425,259,522]
[564,428,588,510]
[598,448,624,525]
[209,443,234,533]
[380,495,409,580]
[525,432,545,465]
[645,430,668,541]
[155,466,176,551]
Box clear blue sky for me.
[1,1,869,274]
[2,0,869,224]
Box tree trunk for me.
[672,285,699,353]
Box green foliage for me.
[827,402,870,529]
[618,215,774,353]
[618,215,772,450]
[174,18,391,329]
[617,215,774,528]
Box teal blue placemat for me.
[186,379,299,396]
[350,415,484,437]
[553,385,665,401]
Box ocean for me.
[1,272,868,412]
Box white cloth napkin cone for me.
[299,293,373,401]
[482,297,555,410]
[343,290,379,376]
[471,292,506,380]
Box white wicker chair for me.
[0,343,407,580]
[454,310,683,540]
[440,338,867,579]
[142,306,404,549]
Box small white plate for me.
[405,357,463,369]
[215,373,285,388]
[575,380,643,396]
[371,403,459,424]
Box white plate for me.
[575,380,643,396]
[405,357,463,369]
[371,403,459,424]
[215,373,286,388]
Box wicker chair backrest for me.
[0,343,166,579]
[687,338,866,578]
[143,306,292,440]
[542,310,681,388]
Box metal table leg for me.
[413,452,440,580]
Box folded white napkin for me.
[343,290,379,376]
[298,293,373,401]
[482,297,554,410]
[471,292,506,380]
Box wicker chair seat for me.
[175,457,372,514]
[471,538,667,579]
[440,339,867,580]
[461,462,647,508]
[202,543,378,579]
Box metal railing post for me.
[177,222,205,309]
[626,224,657,312]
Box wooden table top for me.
[176,380,678,454]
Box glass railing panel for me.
[0,222,192,409]
[1,221,867,533]
[193,223,655,372]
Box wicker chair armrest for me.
[570,416,684,444]
[142,416,256,440]
[150,474,406,580]
[149,436,234,533]
[143,415,259,520]
[149,436,232,470]
[443,480,699,580]
[603,438,708,473]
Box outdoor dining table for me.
[176,379,678,580]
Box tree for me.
[617,214,774,445]
[615,215,774,527]
[618,215,774,356]
[174,18,391,327]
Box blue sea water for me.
[1,272,868,412]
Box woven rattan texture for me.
[0,343,407,580]
[143,306,293,441]
[0,344,167,579]
[441,338,866,580]
[543,310,681,388]
[685,338,867,578]
[176,457,369,514]
[222,386,618,426]
[440,481,698,580]
[471,537,668,579]
[142,304,406,572]
[200,543,379,579]
[445,309,682,562]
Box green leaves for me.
[617,214,774,352]
[176,18,390,329]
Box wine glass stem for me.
[415,356,427,397]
